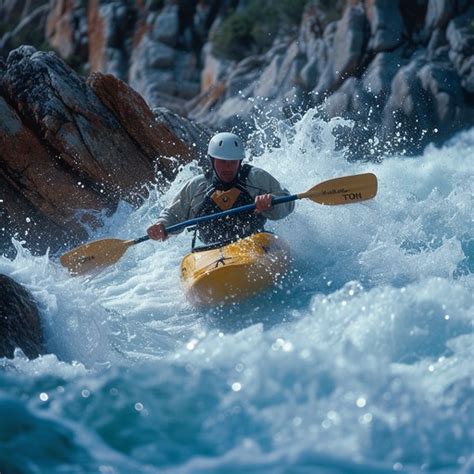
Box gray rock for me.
[446,6,474,93]
[153,4,179,47]
[446,7,474,55]
[87,0,136,79]
[226,56,264,97]
[367,0,405,52]
[418,62,463,130]
[152,106,212,172]
[1,4,50,54]
[314,5,368,97]
[362,48,407,101]
[323,77,357,119]
[47,0,88,61]
[300,36,328,91]
[333,5,368,79]
[382,55,432,152]
[428,28,448,54]
[313,6,368,99]
[425,0,456,32]
[254,51,287,99]
[0,274,44,359]
[200,41,235,92]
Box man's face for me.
[213,158,241,183]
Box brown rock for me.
[87,72,193,182]
[0,96,109,252]
[0,46,194,254]
[46,0,77,59]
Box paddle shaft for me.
[132,194,297,246]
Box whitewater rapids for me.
[1,111,472,473]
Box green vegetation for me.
[148,0,164,12]
[6,27,50,54]
[211,0,308,61]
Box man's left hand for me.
[255,194,273,213]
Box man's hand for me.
[255,194,273,213]
[147,222,168,241]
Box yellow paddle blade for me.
[299,173,377,205]
[60,238,134,275]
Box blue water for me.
[1,111,473,473]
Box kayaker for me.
[147,132,295,245]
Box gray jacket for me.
[157,166,295,232]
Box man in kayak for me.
[147,132,295,245]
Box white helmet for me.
[207,132,245,161]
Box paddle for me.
[60,172,377,275]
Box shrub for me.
[211,0,308,61]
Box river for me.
[1,111,473,473]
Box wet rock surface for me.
[0,46,195,256]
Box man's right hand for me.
[147,222,168,241]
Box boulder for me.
[382,54,431,151]
[87,0,136,80]
[153,4,179,48]
[424,0,455,34]
[128,11,201,112]
[0,274,44,359]
[366,0,406,52]
[314,4,369,96]
[418,62,464,136]
[152,106,212,172]
[362,48,407,101]
[381,52,464,152]
[446,7,474,93]
[47,0,88,62]
[0,95,109,253]
[0,46,194,255]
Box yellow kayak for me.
[180,232,290,306]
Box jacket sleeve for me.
[156,178,201,234]
[247,168,295,220]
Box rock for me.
[333,5,369,79]
[154,4,179,47]
[87,0,136,79]
[366,0,406,52]
[382,52,464,152]
[47,0,88,62]
[152,106,212,172]
[418,62,464,135]
[424,0,455,33]
[225,54,264,97]
[315,4,369,96]
[129,12,201,111]
[200,41,235,92]
[0,274,44,359]
[323,77,358,118]
[0,95,109,252]
[254,51,287,100]
[2,47,154,198]
[0,46,194,254]
[362,48,407,101]
[382,54,431,152]
[446,6,474,93]
[87,72,193,181]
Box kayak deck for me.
[180,232,290,306]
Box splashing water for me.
[1,111,473,473]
